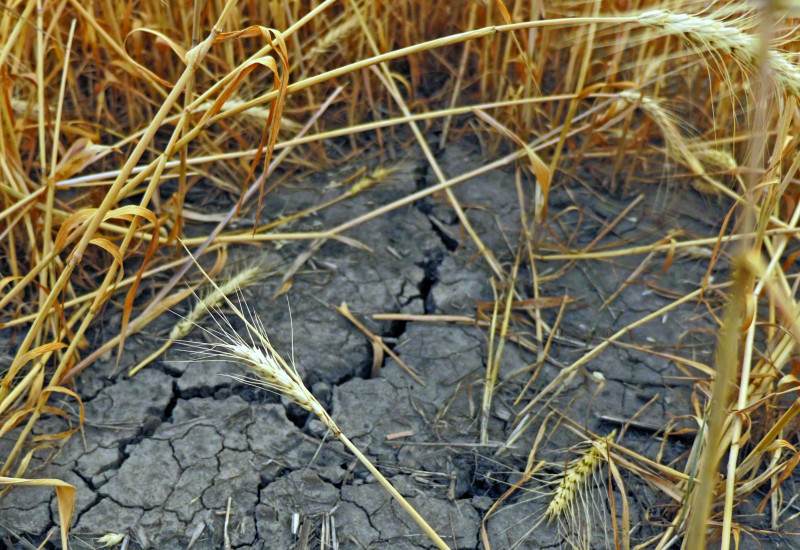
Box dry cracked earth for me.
[1,142,733,549]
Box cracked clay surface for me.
[1,143,728,549]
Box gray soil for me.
[1,141,745,549]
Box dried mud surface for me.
[1,142,748,549]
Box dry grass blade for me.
[334,302,424,384]
[0,476,75,548]
[481,253,521,445]
[502,285,710,454]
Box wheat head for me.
[639,9,800,97]
[545,432,614,523]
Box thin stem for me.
[334,427,451,550]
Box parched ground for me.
[1,142,731,549]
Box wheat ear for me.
[545,431,614,523]
[618,90,741,194]
[128,264,260,377]
[307,15,358,60]
[182,252,451,550]
[618,90,706,176]
[638,9,800,97]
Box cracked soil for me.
[1,141,733,549]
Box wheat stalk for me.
[618,90,742,194]
[180,252,451,550]
[170,265,261,342]
[507,430,616,550]
[307,16,358,60]
[638,9,800,97]
[695,148,737,172]
[545,431,614,523]
[128,264,261,377]
[194,98,301,131]
[619,90,706,177]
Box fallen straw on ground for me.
[177,250,451,550]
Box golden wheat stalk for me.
[127,265,260,377]
[618,90,705,176]
[508,430,616,550]
[307,16,358,60]
[179,252,451,550]
[195,98,301,131]
[545,431,614,523]
[638,9,800,97]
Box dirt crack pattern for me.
[1,144,724,548]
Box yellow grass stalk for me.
[306,14,358,61]
[502,286,712,455]
[0,0,241,484]
[618,90,705,177]
[480,254,520,445]
[505,428,618,550]
[5,0,240,369]
[334,302,424,384]
[0,0,36,69]
[0,476,74,549]
[352,13,504,280]
[685,260,749,550]
[63,87,345,384]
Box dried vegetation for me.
[3,0,800,548]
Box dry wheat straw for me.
[169,265,261,343]
[619,90,706,177]
[618,90,734,195]
[639,9,800,97]
[307,16,358,60]
[198,317,450,549]
[127,265,260,376]
[508,431,615,550]
[696,148,737,172]
[218,333,333,423]
[180,255,451,550]
[195,98,301,131]
[545,432,613,522]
